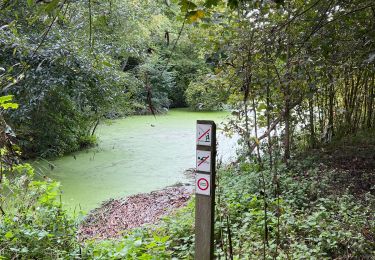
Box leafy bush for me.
[156,200,195,258]
[0,163,80,259]
[126,159,373,259]
[210,161,375,259]
[1,24,131,157]
[80,200,195,259]
[185,73,229,111]
[0,0,206,158]
[82,230,171,259]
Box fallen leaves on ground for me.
[78,186,192,241]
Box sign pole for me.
[195,120,216,260]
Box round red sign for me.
[197,177,209,191]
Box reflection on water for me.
[32,109,237,212]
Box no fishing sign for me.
[196,124,212,146]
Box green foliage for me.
[83,230,171,259]
[102,157,372,259]
[0,95,18,110]
[80,200,195,259]
[176,0,375,158]
[157,200,195,258]
[87,156,373,259]
[1,0,374,258]
[212,161,375,259]
[0,0,209,157]
[138,56,176,112]
[210,160,375,258]
[2,144,372,259]
[0,163,80,259]
[185,73,229,110]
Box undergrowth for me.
[1,133,374,259]
[80,154,375,259]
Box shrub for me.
[185,73,229,111]
[0,163,80,259]
[82,229,172,259]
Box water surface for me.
[33,109,236,212]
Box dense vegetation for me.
[80,133,375,259]
[1,0,374,259]
[0,0,206,157]
[2,133,373,258]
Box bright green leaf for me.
[5,231,14,239]
[1,103,19,110]
[0,95,14,104]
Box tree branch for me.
[31,0,67,58]
[247,95,305,155]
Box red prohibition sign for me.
[197,178,209,191]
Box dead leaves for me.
[78,186,192,241]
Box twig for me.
[160,14,187,76]
[146,14,187,117]
[226,215,233,260]
[31,0,67,58]
[275,0,323,32]
[88,0,93,49]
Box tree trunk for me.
[367,73,374,128]
[308,96,316,148]
[284,12,291,162]
[328,74,334,140]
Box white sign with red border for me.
[195,173,210,196]
[196,124,212,146]
[196,150,211,172]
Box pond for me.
[32,109,237,212]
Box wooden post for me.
[195,120,216,260]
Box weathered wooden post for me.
[195,120,216,260]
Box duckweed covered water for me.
[32,109,237,212]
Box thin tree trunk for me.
[88,0,93,49]
[308,95,316,148]
[284,17,291,162]
[226,215,233,260]
[367,73,374,128]
[91,118,100,136]
[328,73,335,140]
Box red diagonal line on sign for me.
[198,156,209,167]
[197,128,210,141]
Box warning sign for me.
[196,150,211,172]
[196,173,210,195]
[196,124,212,146]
